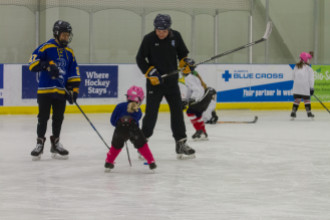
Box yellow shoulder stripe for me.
[65,47,75,56]
[39,44,57,52]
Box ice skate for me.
[206,111,218,124]
[31,137,46,161]
[176,139,196,160]
[290,111,296,120]
[307,112,315,118]
[50,136,69,159]
[192,130,208,141]
[149,162,157,172]
[104,162,114,172]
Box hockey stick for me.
[58,80,111,150]
[125,142,132,167]
[313,94,330,113]
[162,21,273,79]
[217,116,258,124]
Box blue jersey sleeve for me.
[110,105,120,127]
[28,43,49,72]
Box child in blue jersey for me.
[29,20,81,160]
[105,85,157,172]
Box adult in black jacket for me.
[136,14,196,159]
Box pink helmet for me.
[127,85,144,103]
[300,52,312,63]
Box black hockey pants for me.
[111,118,146,149]
[142,82,187,141]
[37,94,66,138]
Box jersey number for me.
[29,54,38,63]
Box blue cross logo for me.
[222,70,232,82]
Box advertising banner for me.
[22,65,118,99]
[217,65,294,102]
[79,65,118,98]
[312,65,330,101]
[0,64,3,105]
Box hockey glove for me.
[118,115,136,128]
[182,99,196,110]
[47,61,60,78]
[39,61,49,71]
[310,88,314,96]
[66,90,78,104]
[188,98,196,106]
[127,102,140,113]
[145,66,163,86]
[182,100,188,110]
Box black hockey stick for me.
[217,116,258,124]
[162,21,273,79]
[58,80,111,150]
[125,142,132,167]
[313,94,330,113]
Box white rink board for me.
[1,64,295,106]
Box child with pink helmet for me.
[290,51,315,119]
[299,52,313,63]
[104,85,156,172]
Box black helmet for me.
[153,14,171,30]
[53,20,73,47]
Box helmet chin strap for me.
[55,36,69,47]
[59,40,69,47]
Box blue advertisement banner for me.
[216,64,295,102]
[218,81,294,102]
[22,65,118,99]
[79,65,118,98]
[0,64,3,105]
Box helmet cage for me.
[53,20,73,47]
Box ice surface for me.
[1,110,330,219]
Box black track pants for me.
[37,95,66,138]
[142,83,186,141]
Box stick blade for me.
[262,21,273,40]
[217,116,258,124]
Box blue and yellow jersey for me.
[28,38,80,98]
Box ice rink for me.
[1,110,330,219]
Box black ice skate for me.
[31,137,46,161]
[149,162,157,170]
[176,139,196,160]
[290,111,296,119]
[206,111,218,124]
[307,112,315,118]
[50,136,69,159]
[192,130,208,141]
[104,162,114,172]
